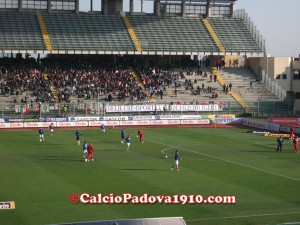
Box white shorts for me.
[39,134,44,138]
[175,160,179,166]
[50,129,54,132]
[102,129,106,133]
[83,150,88,154]
[127,143,131,147]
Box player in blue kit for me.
[125,135,131,151]
[121,128,126,143]
[171,150,182,171]
[75,130,81,145]
[82,141,88,161]
[39,128,45,142]
[100,124,106,135]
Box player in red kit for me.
[290,127,295,139]
[293,136,299,154]
[137,129,144,143]
[87,142,95,161]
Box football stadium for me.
[0,0,300,225]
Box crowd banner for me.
[170,104,221,112]
[106,104,158,113]
[105,102,222,113]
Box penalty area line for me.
[186,211,300,222]
[147,139,300,181]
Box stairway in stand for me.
[130,67,155,102]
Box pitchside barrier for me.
[0,114,239,129]
[0,119,211,129]
[239,118,300,136]
[0,116,298,137]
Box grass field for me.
[1,127,300,225]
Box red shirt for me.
[88,144,94,153]
[293,138,298,145]
[138,130,143,137]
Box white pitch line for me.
[161,147,173,156]
[148,139,300,181]
[186,211,300,222]
[162,147,223,162]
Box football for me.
[165,155,168,158]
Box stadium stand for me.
[0,0,289,117]
[208,17,263,52]
[0,12,45,51]
[0,12,263,54]
[128,15,218,52]
[42,13,135,51]
[219,68,278,101]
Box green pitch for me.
[1,127,300,225]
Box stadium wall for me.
[247,56,290,100]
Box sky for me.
[80,0,300,57]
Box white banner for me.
[89,121,106,127]
[120,120,152,126]
[106,105,156,113]
[105,103,221,112]
[105,121,120,126]
[56,121,88,127]
[181,115,202,120]
[24,122,53,128]
[181,119,210,125]
[151,120,181,125]
[99,116,127,121]
[170,104,220,112]
[0,123,23,128]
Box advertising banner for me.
[56,121,88,127]
[0,123,23,128]
[267,117,299,125]
[181,119,210,125]
[24,122,53,128]
[39,117,68,122]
